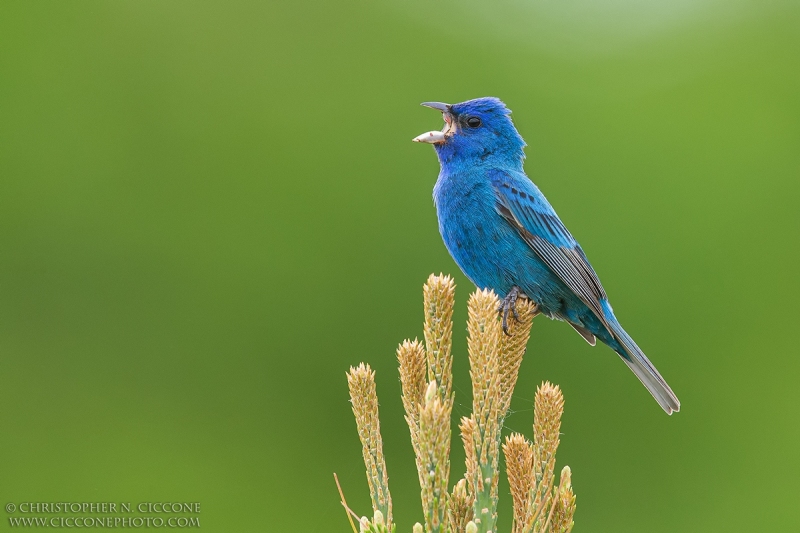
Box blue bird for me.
[413,97,679,414]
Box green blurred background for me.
[1,0,798,531]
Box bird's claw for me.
[498,286,523,336]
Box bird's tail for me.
[601,301,680,415]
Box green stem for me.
[473,464,497,533]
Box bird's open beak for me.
[420,102,450,113]
[413,102,455,144]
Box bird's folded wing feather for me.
[489,170,613,334]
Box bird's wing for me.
[490,170,614,334]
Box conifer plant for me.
[338,274,576,533]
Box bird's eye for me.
[466,116,482,128]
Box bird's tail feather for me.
[602,303,680,415]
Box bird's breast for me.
[433,171,517,292]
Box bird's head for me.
[413,97,526,168]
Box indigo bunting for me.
[413,97,679,414]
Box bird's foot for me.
[498,286,523,336]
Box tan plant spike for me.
[497,299,537,416]
[447,478,475,533]
[398,338,428,484]
[423,274,455,403]
[465,289,503,533]
[398,339,427,419]
[459,416,479,492]
[524,382,565,533]
[466,291,503,452]
[550,467,576,533]
[418,381,451,533]
[532,382,564,517]
[346,364,392,527]
[503,434,534,533]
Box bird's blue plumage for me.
[418,97,679,414]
